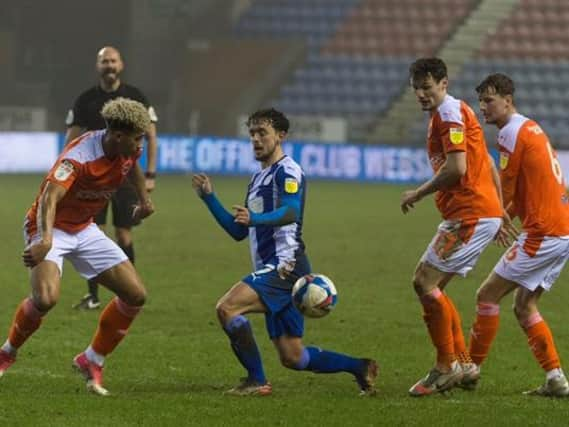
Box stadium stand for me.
[234,0,480,142]
[235,0,569,147]
[456,0,569,147]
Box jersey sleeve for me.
[498,136,523,210]
[439,120,467,154]
[66,94,88,128]
[436,102,466,153]
[46,158,80,190]
[129,86,158,122]
[275,164,302,203]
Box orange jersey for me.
[427,95,502,220]
[25,130,139,236]
[497,113,569,240]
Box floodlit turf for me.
[0,175,568,426]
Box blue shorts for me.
[242,257,310,339]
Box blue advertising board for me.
[138,135,434,183]
[8,132,565,185]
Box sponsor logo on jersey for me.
[285,178,298,194]
[429,153,445,170]
[528,124,543,135]
[75,189,116,200]
[121,160,134,176]
[54,160,75,181]
[449,128,464,145]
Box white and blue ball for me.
[292,274,338,318]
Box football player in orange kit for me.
[468,73,569,397]
[401,58,504,396]
[0,98,154,396]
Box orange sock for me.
[469,302,500,366]
[444,294,471,364]
[8,298,46,349]
[91,297,142,356]
[420,288,455,367]
[523,313,560,372]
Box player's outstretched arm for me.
[234,193,300,227]
[23,182,67,267]
[235,167,302,226]
[192,174,248,241]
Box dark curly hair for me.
[246,108,290,133]
[409,58,448,83]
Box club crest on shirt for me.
[54,160,75,181]
[449,128,464,145]
[499,152,509,170]
[248,196,264,213]
[285,178,298,194]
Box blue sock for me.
[294,346,364,374]
[223,315,266,384]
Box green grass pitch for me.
[0,175,567,426]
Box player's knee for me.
[216,300,231,324]
[280,353,301,370]
[32,294,58,312]
[117,235,132,248]
[412,271,428,295]
[512,302,530,323]
[133,291,147,307]
[133,287,147,306]
[216,301,242,325]
[122,285,146,307]
[476,285,491,303]
[115,229,132,247]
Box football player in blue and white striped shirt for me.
[192,108,378,396]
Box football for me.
[291,274,338,318]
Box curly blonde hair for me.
[101,97,151,133]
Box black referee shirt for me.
[66,83,158,130]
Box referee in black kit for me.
[65,46,158,309]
